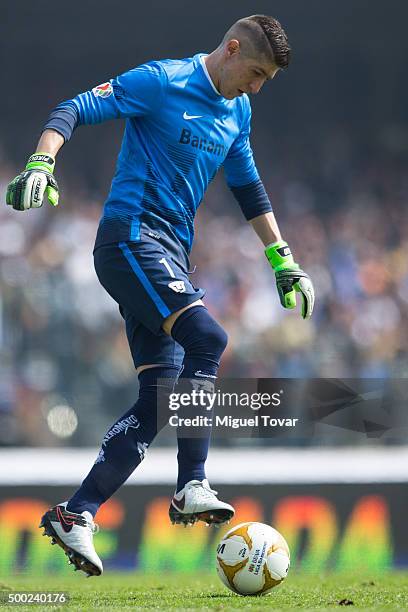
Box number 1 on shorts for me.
[159,257,176,278]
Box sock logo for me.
[194,370,216,378]
[137,441,149,461]
[191,378,215,394]
[94,449,105,464]
[102,415,140,447]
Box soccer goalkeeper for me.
[6,15,314,576]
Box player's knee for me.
[171,305,228,360]
[200,316,228,358]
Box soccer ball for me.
[216,522,290,596]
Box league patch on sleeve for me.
[92,82,113,98]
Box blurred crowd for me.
[1,125,408,447]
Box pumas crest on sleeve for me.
[92,82,113,98]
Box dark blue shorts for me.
[93,225,205,368]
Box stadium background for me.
[1,0,408,577]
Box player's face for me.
[220,52,280,99]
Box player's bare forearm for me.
[36,129,65,158]
[249,211,282,246]
[252,213,315,319]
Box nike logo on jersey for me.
[183,112,203,120]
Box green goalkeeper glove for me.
[6,153,59,211]
[265,240,315,319]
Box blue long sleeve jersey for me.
[44,54,272,254]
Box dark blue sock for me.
[67,366,179,516]
[171,306,227,492]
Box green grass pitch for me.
[1,572,408,611]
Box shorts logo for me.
[92,82,113,98]
[168,280,186,293]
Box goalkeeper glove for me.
[265,240,315,319]
[6,153,59,211]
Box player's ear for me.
[226,39,240,57]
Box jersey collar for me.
[196,54,224,101]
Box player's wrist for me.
[26,153,56,174]
[265,240,299,272]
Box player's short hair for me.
[223,15,291,70]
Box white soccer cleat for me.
[39,502,103,576]
[169,479,235,526]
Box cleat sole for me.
[39,511,101,577]
[169,504,234,527]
